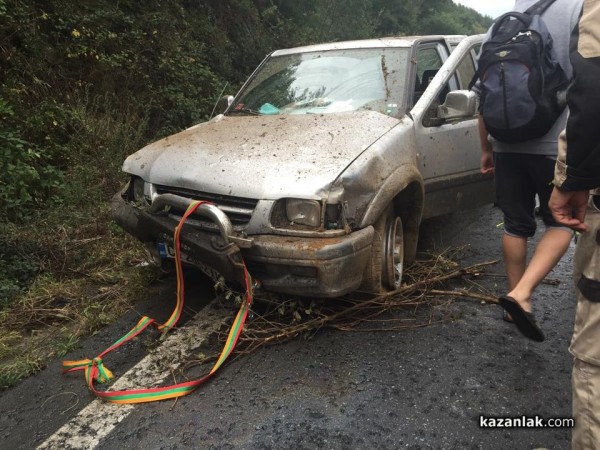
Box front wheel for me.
[361,205,404,293]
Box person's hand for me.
[548,187,589,232]
[480,147,494,175]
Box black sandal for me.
[498,296,545,342]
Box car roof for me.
[444,35,470,45]
[270,35,468,56]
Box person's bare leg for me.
[503,233,527,290]
[502,234,527,321]
[507,228,573,312]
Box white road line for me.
[38,300,230,450]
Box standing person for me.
[549,0,600,446]
[473,0,583,341]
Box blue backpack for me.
[471,0,568,143]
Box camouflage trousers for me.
[571,195,600,449]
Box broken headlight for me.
[271,199,343,230]
[286,199,321,227]
[130,176,150,206]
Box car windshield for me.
[229,47,410,117]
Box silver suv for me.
[112,34,493,297]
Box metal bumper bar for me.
[112,191,249,286]
[149,194,233,244]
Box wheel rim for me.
[384,216,404,290]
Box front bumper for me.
[112,191,374,297]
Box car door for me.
[410,35,493,219]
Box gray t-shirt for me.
[476,0,583,156]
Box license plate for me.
[157,242,174,258]
[157,242,222,283]
[157,242,189,261]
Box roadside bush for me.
[0,226,42,311]
[0,0,230,219]
[0,99,64,221]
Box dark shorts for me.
[494,152,562,238]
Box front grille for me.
[154,185,258,230]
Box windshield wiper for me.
[227,107,261,116]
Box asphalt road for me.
[0,204,578,449]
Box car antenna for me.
[209,82,231,120]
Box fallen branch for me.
[183,258,502,368]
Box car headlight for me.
[286,199,321,227]
[131,177,150,206]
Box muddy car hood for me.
[123,111,401,200]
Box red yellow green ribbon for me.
[63,200,253,403]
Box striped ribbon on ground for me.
[63,200,253,403]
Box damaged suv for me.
[112,34,493,297]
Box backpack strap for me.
[525,0,557,16]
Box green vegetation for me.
[0,0,491,389]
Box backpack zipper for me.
[500,63,510,128]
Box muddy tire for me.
[361,205,404,293]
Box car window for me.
[454,45,478,89]
[415,47,443,86]
[413,43,452,105]
[231,47,410,118]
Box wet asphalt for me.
[0,204,578,449]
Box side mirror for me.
[437,90,478,120]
